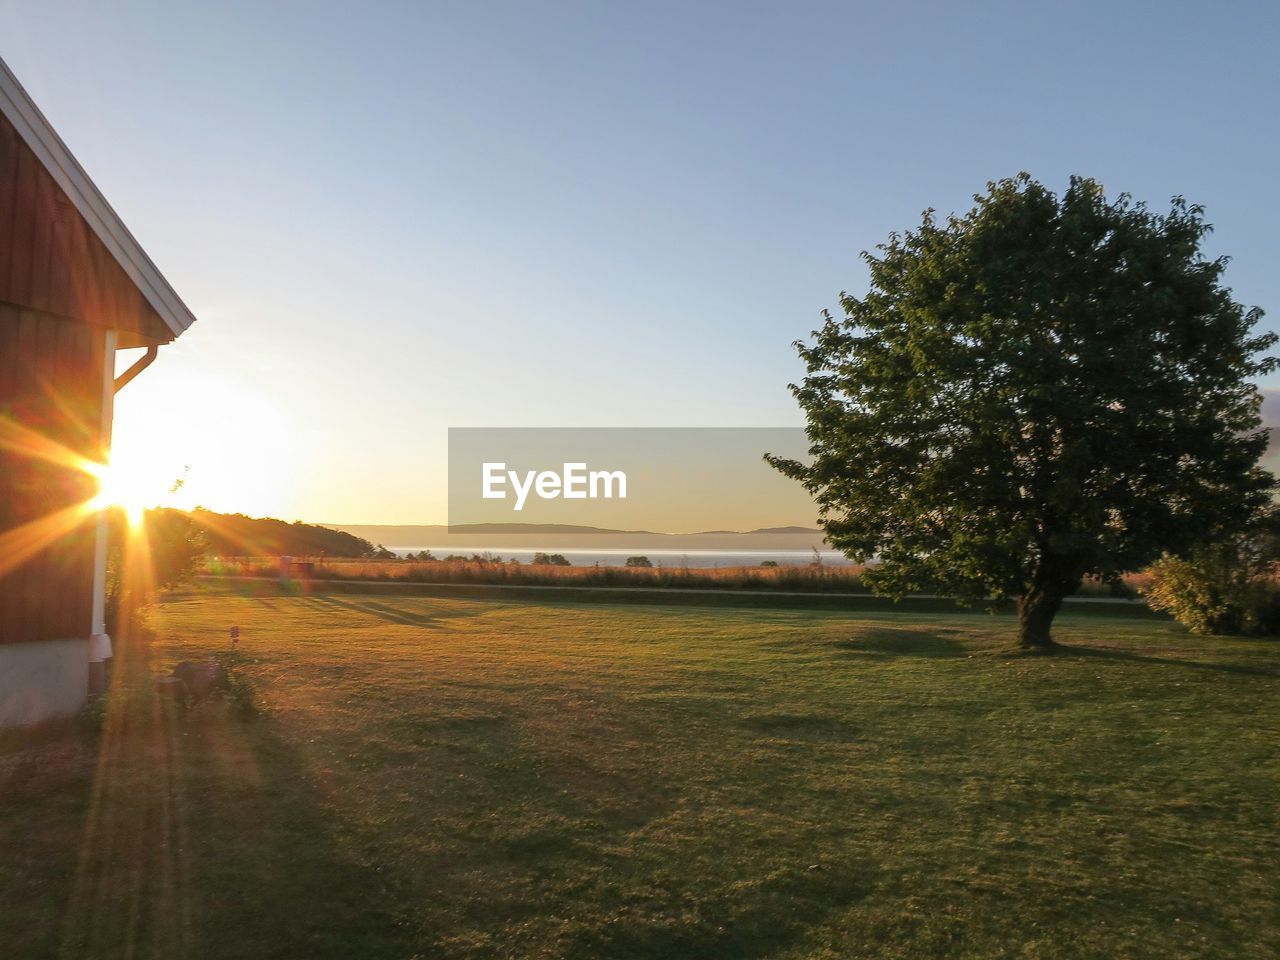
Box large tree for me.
[768,175,1275,648]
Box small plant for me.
[77,695,109,735]
[211,651,260,718]
[222,671,258,718]
[77,680,161,735]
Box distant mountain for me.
[688,526,820,535]
[168,513,827,558]
[424,522,659,535]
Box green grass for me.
[2,587,1278,959]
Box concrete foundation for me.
[0,637,90,727]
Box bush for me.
[1147,524,1280,635]
[106,507,206,632]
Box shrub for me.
[1147,521,1280,635]
[106,507,206,632]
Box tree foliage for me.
[189,509,379,557]
[1147,509,1280,636]
[106,506,207,632]
[532,553,571,566]
[769,174,1275,647]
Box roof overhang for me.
[0,55,196,340]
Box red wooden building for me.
[0,55,195,725]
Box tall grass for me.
[202,555,1146,598]
[203,556,873,592]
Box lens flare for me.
[92,460,153,528]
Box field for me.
[3,586,1278,959]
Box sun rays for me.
[91,460,155,529]
[0,414,156,581]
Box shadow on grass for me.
[40,633,421,960]
[561,862,870,960]
[1054,642,1280,678]
[176,716,416,959]
[304,594,486,629]
[833,627,966,658]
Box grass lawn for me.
[2,587,1278,959]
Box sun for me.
[93,463,146,527]
[91,456,186,528]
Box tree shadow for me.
[303,594,486,629]
[1053,642,1280,678]
[833,626,966,658]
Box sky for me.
[1,0,1278,525]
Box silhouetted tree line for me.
[188,508,380,558]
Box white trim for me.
[90,329,116,660]
[0,55,196,339]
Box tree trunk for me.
[1017,586,1063,650]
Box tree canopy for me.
[189,509,379,558]
[769,174,1275,648]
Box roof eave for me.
[0,55,196,339]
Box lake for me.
[390,547,853,568]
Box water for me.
[389,547,852,568]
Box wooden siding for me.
[0,109,171,345]
[0,306,104,645]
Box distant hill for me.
[324,522,827,552]
[418,522,657,535]
[190,509,378,558]
[691,526,821,535]
[172,513,827,557]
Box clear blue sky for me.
[2,0,1277,523]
